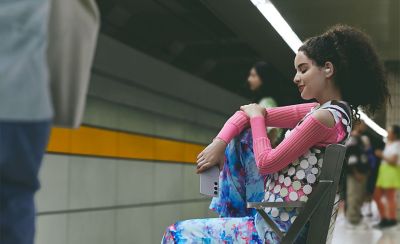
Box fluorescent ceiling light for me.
[250,0,388,138]
[250,0,302,52]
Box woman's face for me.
[387,127,397,141]
[247,68,262,91]
[293,51,327,100]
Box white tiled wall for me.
[386,68,400,128]
[116,159,155,205]
[34,35,244,244]
[36,155,69,212]
[68,157,117,209]
[36,154,214,243]
[386,66,400,221]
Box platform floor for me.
[332,202,400,244]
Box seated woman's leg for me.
[210,129,265,217]
[162,216,263,244]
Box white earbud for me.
[325,68,331,73]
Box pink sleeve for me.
[250,115,336,175]
[216,102,318,144]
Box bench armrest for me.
[247,201,306,209]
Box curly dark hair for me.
[298,24,391,121]
[249,61,281,103]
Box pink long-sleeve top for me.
[216,102,348,175]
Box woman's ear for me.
[324,62,334,78]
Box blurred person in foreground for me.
[0,1,99,243]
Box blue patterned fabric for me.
[210,129,265,218]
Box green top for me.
[258,97,278,109]
[258,97,282,147]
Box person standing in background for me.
[344,122,370,228]
[362,125,380,218]
[246,61,283,148]
[373,125,400,229]
[209,61,285,217]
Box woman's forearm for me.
[215,102,318,144]
[216,110,249,144]
[263,102,318,128]
[383,155,398,165]
[250,115,335,175]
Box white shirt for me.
[0,0,53,121]
[383,140,400,165]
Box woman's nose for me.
[293,74,300,84]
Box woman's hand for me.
[375,149,383,158]
[240,103,266,118]
[384,155,398,166]
[196,138,227,174]
[354,171,367,182]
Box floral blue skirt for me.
[162,216,264,243]
[210,129,265,218]
[162,129,308,243]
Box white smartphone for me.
[199,166,220,197]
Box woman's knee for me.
[162,223,176,243]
